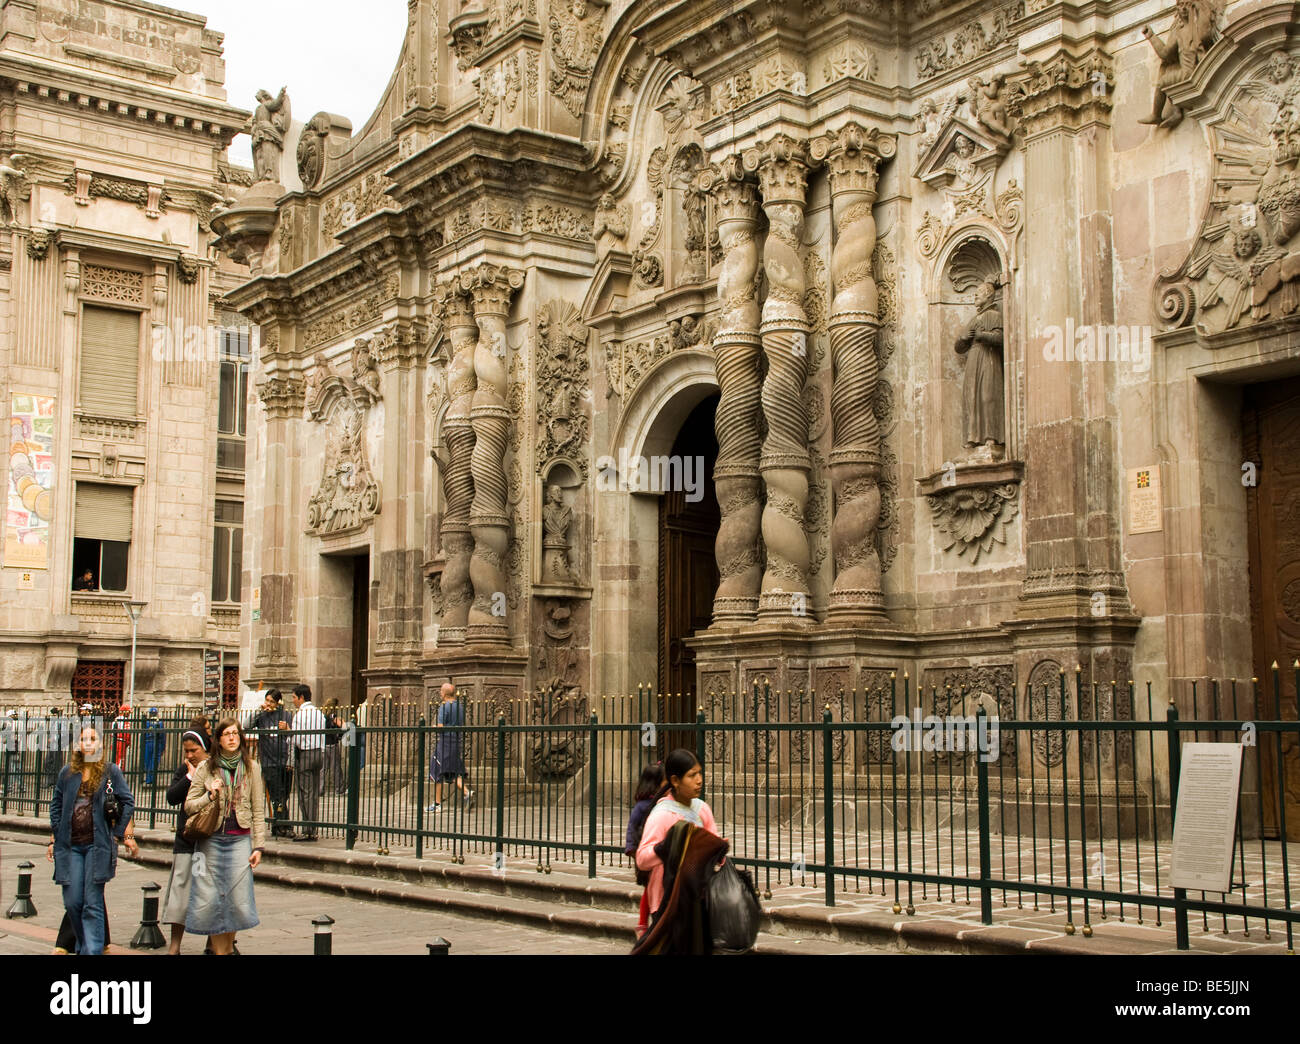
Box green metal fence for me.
[1,665,1297,950]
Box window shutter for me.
[80,306,140,416]
[75,483,134,542]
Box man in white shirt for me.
[290,684,325,841]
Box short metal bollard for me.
[130,882,166,949]
[312,914,335,955]
[6,861,37,919]
[427,937,451,955]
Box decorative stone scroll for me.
[535,301,590,477]
[306,405,380,536]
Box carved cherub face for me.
[571,0,587,18]
[598,193,614,209]
[1267,52,1293,84]
[954,135,975,158]
[1234,228,1262,259]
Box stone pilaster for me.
[704,156,763,624]
[746,135,813,620]
[463,263,524,645]
[809,123,892,622]
[253,362,305,677]
[437,284,480,646]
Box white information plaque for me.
[1170,742,1244,893]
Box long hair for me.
[69,726,107,794]
[210,717,253,775]
[634,762,665,803]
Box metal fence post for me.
[1165,703,1189,950]
[494,714,506,870]
[588,711,598,879]
[976,708,993,925]
[345,718,362,853]
[695,709,705,762]
[414,717,426,860]
[822,708,835,908]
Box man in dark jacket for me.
[251,689,294,838]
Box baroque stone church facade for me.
[217,0,1300,775]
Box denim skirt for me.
[186,833,259,935]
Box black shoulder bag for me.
[102,770,121,831]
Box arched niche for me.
[535,459,586,591]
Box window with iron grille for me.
[72,661,125,713]
[211,499,244,604]
[222,664,239,710]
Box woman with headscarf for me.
[162,719,212,954]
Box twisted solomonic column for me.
[745,135,813,621]
[702,157,763,624]
[437,283,480,644]
[808,123,894,621]
[464,263,524,644]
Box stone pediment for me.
[913,117,1007,189]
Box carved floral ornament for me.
[1155,48,1300,336]
[927,480,1019,565]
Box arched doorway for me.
[657,394,719,736]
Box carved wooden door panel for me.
[1244,377,1300,840]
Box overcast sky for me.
[180,1,409,167]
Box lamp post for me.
[121,600,148,707]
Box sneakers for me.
[462,790,475,811]
[426,803,441,813]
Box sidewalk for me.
[4,814,1293,954]
[0,838,627,955]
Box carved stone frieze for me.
[322,172,395,238]
[63,171,170,216]
[535,301,590,476]
[301,276,400,350]
[914,1,1024,81]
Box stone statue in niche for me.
[955,278,1005,459]
[250,87,291,183]
[541,484,573,583]
[1137,0,1222,129]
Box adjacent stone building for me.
[0,0,252,709]
[220,0,1299,829]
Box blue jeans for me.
[62,844,107,955]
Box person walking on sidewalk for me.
[632,748,723,954]
[184,717,267,954]
[142,707,166,786]
[290,684,325,841]
[427,682,471,814]
[47,724,140,955]
[625,762,664,937]
[251,689,293,838]
[162,721,211,954]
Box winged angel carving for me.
[0,154,32,229]
[548,0,604,119]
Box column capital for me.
[460,263,524,317]
[743,134,809,207]
[435,279,477,331]
[256,373,305,418]
[701,156,760,223]
[1007,48,1114,139]
[809,122,894,198]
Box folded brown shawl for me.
[631,820,729,955]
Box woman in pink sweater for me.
[635,748,718,928]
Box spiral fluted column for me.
[746,135,812,620]
[704,157,763,624]
[437,284,480,644]
[809,123,893,620]
[464,263,524,644]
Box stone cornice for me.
[1005,46,1113,139]
[386,124,596,217]
[0,55,249,145]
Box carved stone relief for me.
[536,301,591,478]
[306,403,380,536]
[547,0,605,118]
[1156,49,1300,334]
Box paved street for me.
[0,840,627,956]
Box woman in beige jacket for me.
[184,717,268,954]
